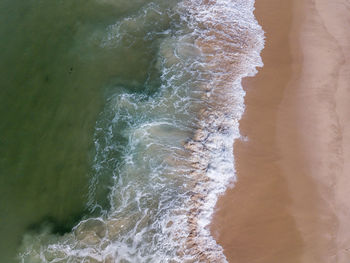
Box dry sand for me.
[211,0,350,262]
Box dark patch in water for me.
[26,210,89,236]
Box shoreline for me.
[211,0,350,262]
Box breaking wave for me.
[19,0,264,262]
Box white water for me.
[19,0,264,262]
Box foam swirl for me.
[19,0,264,262]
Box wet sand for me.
[211,0,350,262]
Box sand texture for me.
[211,0,350,262]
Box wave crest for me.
[19,0,264,262]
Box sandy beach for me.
[211,0,350,262]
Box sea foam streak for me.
[19,0,264,262]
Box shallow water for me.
[0,0,264,262]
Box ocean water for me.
[0,0,264,262]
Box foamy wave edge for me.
[178,0,264,261]
[18,0,264,262]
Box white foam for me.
[19,0,264,262]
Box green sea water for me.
[0,0,168,261]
